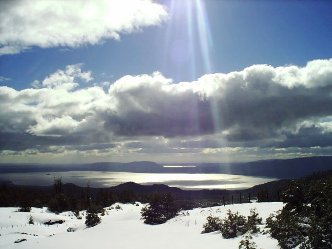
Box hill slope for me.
[0,202,283,249]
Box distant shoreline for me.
[1,156,332,179]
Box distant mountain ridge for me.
[194,156,332,178]
[1,156,332,179]
[2,170,332,206]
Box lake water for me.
[0,171,277,190]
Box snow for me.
[0,202,284,249]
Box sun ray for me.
[163,0,230,163]
[194,0,214,73]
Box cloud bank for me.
[1,59,332,162]
[0,0,167,55]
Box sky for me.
[1,0,332,164]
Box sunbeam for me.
[163,0,214,77]
[194,0,214,73]
[162,0,230,164]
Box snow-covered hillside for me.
[0,202,283,249]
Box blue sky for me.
[1,0,332,164]
[1,0,332,88]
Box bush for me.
[141,193,178,225]
[18,206,31,212]
[266,173,332,249]
[85,212,101,227]
[220,210,247,238]
[202,216,222,233]
[201,209,263,238]
[239,234,258,249]
[266,211,304,249]
[245,208,262,233]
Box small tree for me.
[239,234,258,249]
[85,212,101,227]
[202,216,223,233]
[28,215,34,225]
[245,208,262,233]
[282,182,305,212]
[220,210,247,239]
[141,193,178,225]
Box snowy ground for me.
[0,202,283,249]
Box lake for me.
[0,171,277,190]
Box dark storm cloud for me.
[278,125,332,148]
[0,132,116,152]
[104,102,214,137]
[105,60,332,144]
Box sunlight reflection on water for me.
[0,171,276,190]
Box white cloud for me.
[1,59,332,160]
[316,120,332,134]
[27,115,81,136]
[0,0,168,55]
[274,59,332,88]
[41,64,92,90]
[202,147,243,154]
[0,45,25,55]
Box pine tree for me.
[28,215,34,225]
[141,193,178,225]
[85,212,101,227]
